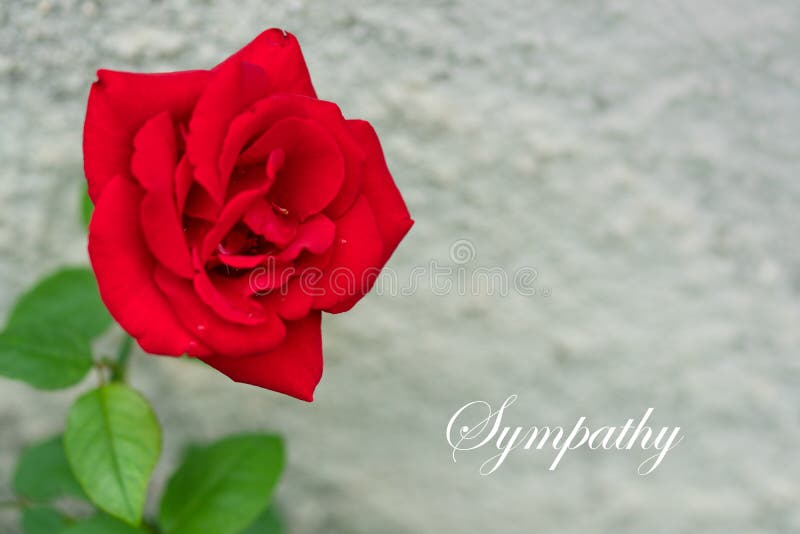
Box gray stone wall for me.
[1,1,799,532]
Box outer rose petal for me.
[312,196,384,311]
[200,312,322,402]
[88,176,208,356]
[216,28,316,98]
[84,69,210,202]
[325,120,415,314]
[346,120,414,265]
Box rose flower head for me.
[84,29,413,401]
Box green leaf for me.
[21,507,68,534]
[61,514,148,534]
[6,267,111,341]
[240,505,284,534]
[14,435,85,501]
[81,185,93,228]
[0,268,112,388]
[64,384,161,526]
[158,434,285,534]
[0,328,92,389]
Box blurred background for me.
[2,0,800,532]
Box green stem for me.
[142,518,162,533]
[0,498,80,523]
[110,335,133,382]
[94,363,107,386]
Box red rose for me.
[84,29,413,401]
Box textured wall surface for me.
[2,1,800,532]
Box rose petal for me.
[225,159,278,201]
[242,197,298,247]
[193,269,269,325]
[296,242,335,274]
[248,259,297,295]
[311,196,384,311]
[174,155,194,212]
[254,117,345,220]
[183,217,212,254]
[276,214,336,262]
[130,112,177,191]
[235,98,366,219]
[221,95,311,178]
[305,101,366,218]
[199,312,322,401]
[84,69,210,202]
[187,61,271,203]
[200,181,273,261]
[259,278,314,321]
[325,122,414,313]
[196,269,255,299]
[216,28,316,98]
[217,253,271,269]
[183,183,220,222]
[88,176,207,356]
[131,112,194,278]
[222,97,364,220]
[346,120,414,265]
[154,266,286,357]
